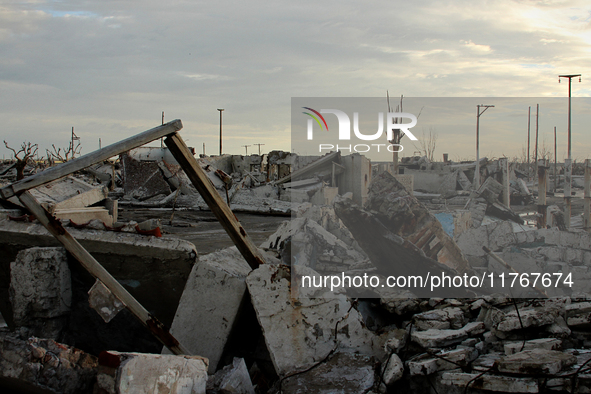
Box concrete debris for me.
[504,338,562,355]
[280,352,377,393]
[0,332,98,394]
[9,247,71,339]
[381,353,404,385]
[88,279,125,323]
[207,357,255,394]
[407,347,478,375]
[442,372,539,393]
[166,246,252,372]
[410,322,485,348]
[496,348,577,375]
[96,351,208,394]
[246,264,386,376]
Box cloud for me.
[0,0,590,159]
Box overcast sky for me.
[1,0,590,161]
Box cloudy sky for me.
[1,0,590,161]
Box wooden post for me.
[565,158,572,228]
[537,159,548,228]
[584,159,590,232]
[499,158,510,208]
[1,120,183,199]
[164,133,265,269]
[18,191,190,355]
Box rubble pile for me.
[2,123,591,393]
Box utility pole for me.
[559,74,581,228]
[535,104,539,188]
[558,74,581,160]
[161,111,164,147]
[242,145,251,155]
[218,109,224,156]
[253,143,265,155]
[527,106,531,181]
[475,104,494,188]
[554,126,557,193]
[203,143,205,156]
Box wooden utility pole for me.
[242,145,251,155]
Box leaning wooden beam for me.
[1,120,183,200]
[18,191,190,355]
[164,133,265,269]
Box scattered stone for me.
[0,332,97,394]
[97,351,208,394]
[384,329,408,353]
[407,347,478,376]
[381,353,404,385]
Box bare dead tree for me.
[3,140,38,180]
[46,140,81,163]
[412,127,438,162]
[387,92,423,173]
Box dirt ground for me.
[118,208,288,255]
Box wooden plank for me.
[18,191,190,355]
[164,133,265,269]
[1,120,183,199]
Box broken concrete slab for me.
[407,347,478,376]
[441,371,538,393]
[9,247,71,338]
[411,322,485,348]
[504,338,562,355]
[494,307,560,335]
[0,332,98,394]
[495,349,576,375]
[413,307,465,330]
[165,246,251,373]
[246,264,386,376]
[280,352,377,393]
[97,351,208,394]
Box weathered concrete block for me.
[9,247,71,337]
[504,338,562,355]
[281,352,376,393]
[166,247,251,373]
[413,307,465,331]
[496,349,576,375]
[408,347,478,376]
[246,264,386,376]
[411,322,485,348]
[495,307,560,334]
[442,371,538,392]
[97,351,208,394]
